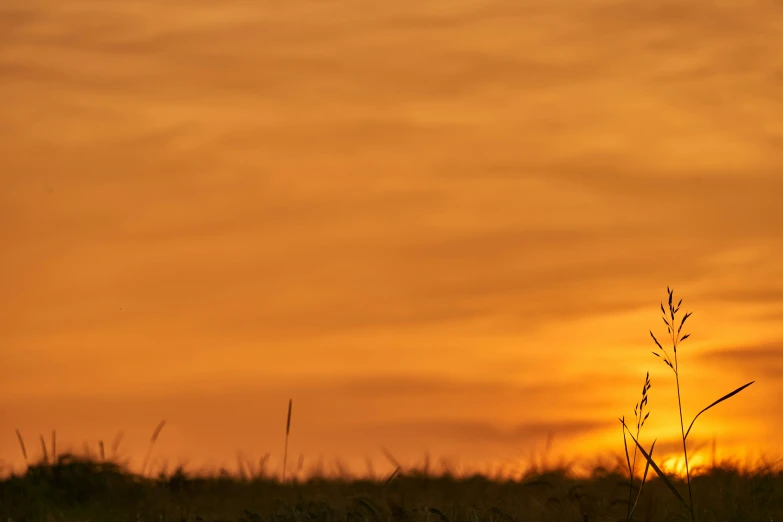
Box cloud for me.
[348,418,612,449]
[695,286,783,306]
[694,342,783,381]
[325,374,630,404]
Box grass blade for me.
[619,418,692,515]
[283,398,292,482]
[630,439,656,518]
[15,429,27,464]
[111,431,124,457]
[639,439,655,490]
[621,416,632,475]
[380,447,402,470]
[141,420,166,476]
[40,435,48,465]
[384,466,401,485]
[684,381,755,440]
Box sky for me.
[1,0,782,478]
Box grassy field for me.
[1,452,782,522]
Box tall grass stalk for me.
[39,434,49,465]
[141,420,167,477]
[15,429,28,468]
[282,399,292,482]
[621,371,655,522]
[619,287,755,522]
[111,431,124,458]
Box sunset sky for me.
[1,0,782,478]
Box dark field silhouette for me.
[2,451,782,521]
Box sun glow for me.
[657,452,711,478]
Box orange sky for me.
[1,0,782,478]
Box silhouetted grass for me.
[619,288,756,521]
[2,448,783,521]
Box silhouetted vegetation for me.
[618,288,756,521]
[2,452,782,521]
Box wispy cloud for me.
[350,419,612,449]
[695,342,783,381]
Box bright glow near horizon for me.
[1,0,782,479]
